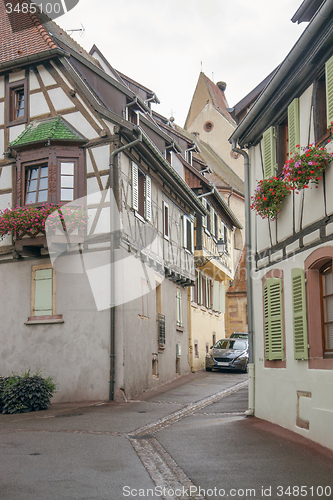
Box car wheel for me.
[242,364,248,373]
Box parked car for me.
[205,338,249,373]
[230,332,248,339]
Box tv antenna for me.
[65,23,85,38]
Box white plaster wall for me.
[8,124,25,143]
[91,144,109,171]
[0,102,4,126]
[252,245,333,450]
[64,112,98,140]
[299,85,314,147]
[0,76,4,98]
[48,87,74,111]
[29,70,40,91]
[0,165,12,189]
[9,70,25,83]
[0,130,4,160]
[37,64,56,87]
[30,92,50,117]
[0,258,110,403]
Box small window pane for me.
[26,191,36,204]
[61,162,74,175]
[61,175,74,188]
[40,166,48,178]
[325,323,333,350]
[61,188,74,201]
[29,168,38,180]
[27,179,38,192]
[323,271,333,295]
[39,177,48,190]
[38,190,48,203]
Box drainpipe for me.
[231,140,254,416]
[108,128,142,401]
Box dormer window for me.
[25,164,49,204]
[7,79,28,126]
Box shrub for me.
[250,176,291,220]
[1,372,56,414]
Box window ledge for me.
[191,301,199,308]
[25,315,64,325]
[176,325,185,332]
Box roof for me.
[0,0,58,65]
[230,0,333,148]
[291,0,324,23]
[9,115,86,148]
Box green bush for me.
[0,372,56,414]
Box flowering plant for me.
[282,144,333,190]
[0,204,87,241]
[250,177,291,220]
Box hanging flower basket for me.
[0,204,87,241]
[282,144,333,190]
[250,177,291,221]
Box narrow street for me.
[0,371,333,500]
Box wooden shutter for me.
[288,98,300,156]
[263,278,284,360]
[145,175,152,221]
[213,280,219,311]
[131,162,139,211]
[291,268,308,360]
[34,268,53,316]
[202,198,207,229]
[326,55,333,127]
[210,206,215,234]
[262,127,276,179]
[176,290,182,327]
[219,283,225,313]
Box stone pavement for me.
[0,371,333,500]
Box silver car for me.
[205,338,249,373]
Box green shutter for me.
[326,55,333,127]
[262,127,276,179]
[263,278,284,361]
[34,268,53,316]
[291,268,308,360]
[288,98,300,157]
[219,283,225,314]
[131,162,139,211]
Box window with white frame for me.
[163,201,169,239]
[132,161,152,221]
[176,290,183,327]
[182,215,194,253]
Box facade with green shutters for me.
[230,0,333,451]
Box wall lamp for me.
[194,239,226,268]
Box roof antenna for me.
[65,23,85,38]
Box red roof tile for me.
[203,74,235,123]
[0,0,58,66]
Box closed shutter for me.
[190,220,194,253]
[181,215,186,248]
[131,162,139,211]
[288,98,300,157]
[219,283,225,313]
[197,271,202,305]
[262,127,276,179]
[326,55,333,127]
[145,175,152,221]
[202,198,207,229]
[263,278,284,360]
[213,280,219,311]
[291,268,308,360]
[210,206,215,234]
[176,290,182,327]
[34,268,53,316]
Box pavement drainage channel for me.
[127,380,248,500]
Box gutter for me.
[108,128,143,401]
[231,140,254,416]
[0,48,69,72]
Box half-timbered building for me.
[0,2,206,401]
[230,0,333,450]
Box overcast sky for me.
[58,0,306,126]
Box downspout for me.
[108,128,143,401]
[231,140,254,416]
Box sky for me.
[57,0,306,126]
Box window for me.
[176,290,182,327]
[262,274,285,364]
[182,215,194,253]
[27,265,63,323]
[132,162,152,221]
[185,149,193,165]
[194,341,199,358]
[221,221,228,252]
[163,201,169,239]
[320,263,333,355]
[305,247,333,368]
[277,116,288,174]
[16,147,84,207]
[25,164,48,204]
[7,79,27,125]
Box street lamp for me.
[194,239,226,267]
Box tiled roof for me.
[9,116,86,148]
[0,0,58,65]
[203,74,235,125]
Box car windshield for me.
[214,339,247,350]
[230,332,248,339]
